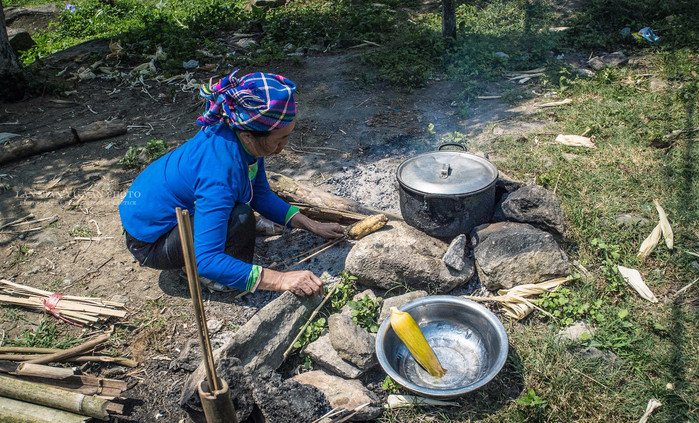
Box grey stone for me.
[328,314,377,370]
[378,290,428,324]
[587,51,628,70]
[291,370,382,421]
[494,52,509,59]
[304,333,364,379]
[345,222,474,293]
[206,319,222,334]
[615,214,650,227]
[576,346,621,365]
[182,59,199,69]
[7,28,35,53]
[181,292,321,406]
[443,234,467,271]
[574,68,595,78]
[499,184,566,236]
[471,222,570,290]
[555,321,595,344]
[170,339,201,372]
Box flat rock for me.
[304,333,364,379]
[471,222,570,290]
[292,370,382,421]
[328,314,377,370]
[345,222,474,293]
[587,51,628,70]
[555,321,595,344]
[443,234,467,271]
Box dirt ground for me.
[0,32,554,421]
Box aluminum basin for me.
[375,296,508,398]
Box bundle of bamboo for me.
[0,279,127,326]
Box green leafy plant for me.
[381,376,400,394]
[293,317,326,349]
[330,271,356,311]
[537,287,605,326]
[69,225,95,237]
[119,139,169,169]
[348,295,382,333]
[12,320,83,349]
[591,238,627,295]
[517,388,547,407]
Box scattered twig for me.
[673,278,698,298]
[0,214,34,231]
[73,236,114,241]
[285,237,345,271]
[570,368,613,392]
[477,95,501,100]
[86,105,98,115]
[74,257,114,283]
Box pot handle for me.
[437,143,466,152]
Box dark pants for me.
[125,203,256,270]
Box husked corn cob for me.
[344,214,388,240]
[390,307,447,378]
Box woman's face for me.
[240,120,296,157]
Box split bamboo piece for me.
[389,307,446,378]
[0,374,110,420]
[0,396,89,423]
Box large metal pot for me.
[396,144,498,238]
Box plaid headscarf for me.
[197,69,296,131]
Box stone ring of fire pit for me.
[375,296,508,399]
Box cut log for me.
[0,374,110,419]
[0,396,89,423]
[0,120,127,165]
[267,172,377,216]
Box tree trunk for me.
[441,0,456,39]
[0,0,26,101]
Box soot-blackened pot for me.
[396,144,498,238]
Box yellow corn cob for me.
[344,214,388,240]
[390,307,447,378]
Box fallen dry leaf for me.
[637,223,662,259]
[653,199,673,249]
[638,399,662,423]
[617,265,658,303]
[555,134,596,148]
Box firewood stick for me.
[0,347,61,354]
[269,240,334,270]
[24,333,110,364]
[285,237,345,271]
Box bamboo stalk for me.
[0,374,109,420]
[25,333,110,364]
[0,354,136,367]
[283,283,339,359]
[0,347,62,354]
[0,396,89,423]
[16,363,75,379]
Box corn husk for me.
[385,394,458,409]
[637,223,662,260]
[463,276,574,320]
[390,307,446,378]
[638,399,662,423]
[653,199,673,249]
[617,266,658,303]
[555,134,596,148]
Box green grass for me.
[5,0,698,420]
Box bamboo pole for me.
[0,374,109,419]
[0,354,137,367]
[0,396,89,423]
[283,283,339,359]
[25,333,110,364]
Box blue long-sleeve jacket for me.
[118,123,298,291]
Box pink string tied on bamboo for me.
[41,292,83,327]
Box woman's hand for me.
[258,268,323,296]
[290,213,345,240]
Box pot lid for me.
[396,151,498,195]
